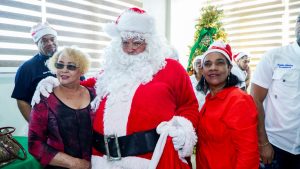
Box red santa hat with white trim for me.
[30,22,57,43]
[233,52,249,62]
[202,41,233,65]
[103,7,156,37]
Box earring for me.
[227,73,230,85]
[203,78,208,94]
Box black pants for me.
[260,144,300,169]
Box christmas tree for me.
[187,5,227,73]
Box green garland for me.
[187,5,227,73]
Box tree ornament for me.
[187,5,227,74]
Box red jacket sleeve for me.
[223,95,259,169]
[28,98,58,167]
[169,59,199,128]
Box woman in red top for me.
[195,41,259,169]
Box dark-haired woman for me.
[195,41,259,169]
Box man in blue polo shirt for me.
[11,22,58,122]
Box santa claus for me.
[32,7,199,169]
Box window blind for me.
[0,0,42,70]
[0,0,142,73]
[209,0,300,70]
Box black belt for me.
[93,129,159,160]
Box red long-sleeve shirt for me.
[196,87,259,169]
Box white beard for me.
[92,37,169,110]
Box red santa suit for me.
[29,8,198,169]
[80,7,199,169]
[82,58,199,169]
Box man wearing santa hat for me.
[11,22,58,122]
[231,52,251,91]
[32,7,199,169]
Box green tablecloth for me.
[1,136,42,169]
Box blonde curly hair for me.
[47,46,91,74]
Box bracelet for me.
[258,141,270,147]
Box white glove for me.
[91,95,101,111]
[169,119,186,151]
[169,128,185,151]
[151,117,195,166]
[31,76,59,106]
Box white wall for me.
[143,0,204,68]
[0,73,28,136]
[143,0,168,38]
[169,0,204,68]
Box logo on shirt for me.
[43,71,51,74]
[277,64,293,68]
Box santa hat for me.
[30,22,57,43]
[192,55,204,69]
[233,52,249,61]
[103,7,155,37]
[203,41,233,64]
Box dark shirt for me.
[11,53,55,104]
[28,87,95,168]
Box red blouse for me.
[196,87,259,169]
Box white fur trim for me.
[92,155,150,169]
[234,52,249,61]
[203,41,232,64]
[148,117,197,168]
[148,121,173,169]
[117,11,155,34]
[103,81,140,136]
[173,116,197,158]
[103,10,155,37]
[91,95,101,111]
[203,48,232,65]
[103,22,120,38]
[31,23,57,43]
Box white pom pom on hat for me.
[103,22,120,37]
[30,22,57,43]
[103,7,155,37]
[202,41,233,64]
